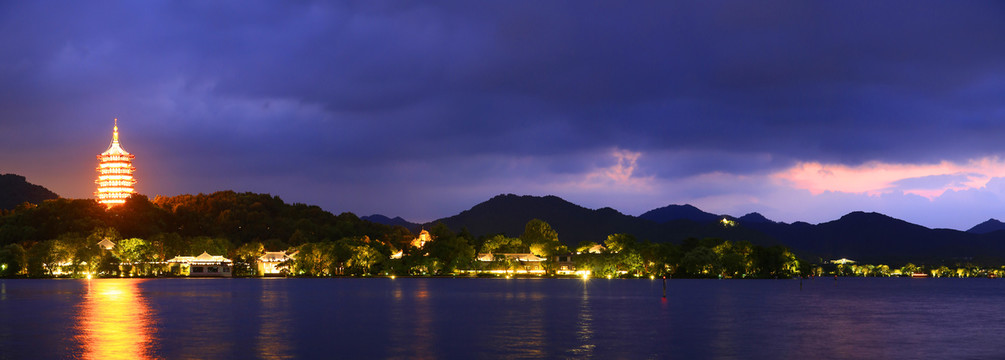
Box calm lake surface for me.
[0,277,1003,359]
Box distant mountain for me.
[430,194,777,247]
[639,204,720,223]
[967,219,1005,234]
[361,214,421,232]
[431,194,657,244]
[744,211,1005,263]
[0,174,58,210]
[388,194,1005,264]
[738,212,773,224]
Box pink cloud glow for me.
[773,157,1005,199]
[576,148,655,191]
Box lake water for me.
[0,277,1003,359]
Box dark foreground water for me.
[0,277,1003,359]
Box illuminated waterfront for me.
[0,278,1003,359]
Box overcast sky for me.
[3,1,1005,229]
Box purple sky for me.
[3,1,1005,230]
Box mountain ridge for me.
[392,194,1005,264]
[9,170,1004,263]
[639,204,721,223]
[0,173,59,210]
[967,218,1005,234]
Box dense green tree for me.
[522,219,563,256]
[291,241,336,276]
[187,236,232,257]
[900,263,918,276]
[575,253,618,278]
[0,243,27,276]
[752,245,800,277]
[576,241,599,254]
[108,195,169,239]
[520,219,559,245]
[149,232,186,260]
[481,235,524,254]
[72,241,103,277]
[604,233,637,254]
[615,248,644,276]
[682,246,718,277]
[636,241,662,275]
[26,240,68,277]
[386,226,414,253]
[426,235,475,275]
[345,241,384,275]
[114,238,159,275]
[233,241,265,276]
[0,199,106,244]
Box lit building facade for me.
[258,251,295,275]
[473,253,548,275]
[95,119,136,207]
[167,252,233,277]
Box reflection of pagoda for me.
[95,119,136,207]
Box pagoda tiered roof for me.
[95,118,136,207]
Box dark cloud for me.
[4,1,1005,225]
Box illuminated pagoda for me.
[95,118,136,207]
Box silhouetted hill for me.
[0,174,59,210]
[745,211,1005,264]
[362,214,421,232]
[431,194,778,247]
[402,195,1005,263]
[639,204,720,223]
[738,212,773,224]
[430,194,656,244]
[967,219,1005,234]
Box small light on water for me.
[390,275,396,280]
[650,275,655,280]
[607,274,612,279]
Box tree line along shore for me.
[1,191,1001,279]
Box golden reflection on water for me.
[257,279,292,360]
[76,279,155,360]
[388,279,435,360]
[411,279,434,359]
[519,290,546,358]
[483,281,547,358]
[572,281,595,357]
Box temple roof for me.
[476,253,547,262]
[97,238,115,250]
[168,251,232,263]
[101,140,131,156]
[100,119,132,156]
[196,251,230,262]
[259,251,291,262]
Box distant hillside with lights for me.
[5,177,1005,264]
[0,190,411,255]
[0,174,58,210]
[424,194,777,247]
[365,194,1005,264]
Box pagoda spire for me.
[113,118,119,142]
